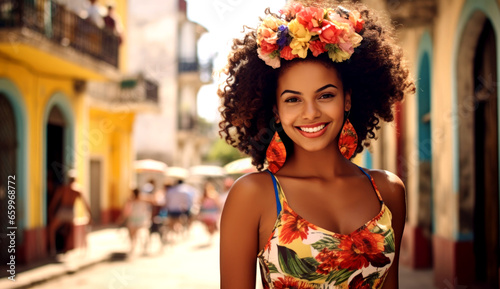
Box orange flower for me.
[348,10,364,33]
[309,40,327,57]
[279,202,317,244]
[259,39,279,55]
[336,230,391,270]
[296,6,324,34]
[258,26,278,45]
[318,20,341,44]
[315,248,342,275]
[280,46,298,60]
[273,276,317,289]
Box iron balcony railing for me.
[0,0,119,67]
[178,57,198,73]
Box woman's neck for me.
[281,144,355,179]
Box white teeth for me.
[300,124,326,133]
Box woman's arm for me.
[220,174,264,289]
[371,170,407,289]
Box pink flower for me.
[258,49,280,69]
[279,2,304,19]
[280,46,298,60]
[309,40,327,56]
[319,20,341,44]
[296,7,324,33]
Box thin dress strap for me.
[356,165,383,202]
[266,170,282,216]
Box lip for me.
[296,122,330,138]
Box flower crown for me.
[256,3,364,68]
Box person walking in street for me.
[48,169,92,256]
[218,1,414,288]
[164,179,195,238]
[197,182,222,243]
[117,188,152,255]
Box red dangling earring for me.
[338,115,358,160]
[266,131,286,174]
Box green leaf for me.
[364,271,381,286]
[311,235,340,251]
[325,268,354,284]
[277,245,324,281]
[268,263,279,274]
[384,230,395,253]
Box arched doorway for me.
[0,93,17,264]
[472,19,498,288]
[46,105,67,252]
[457,12,499,287]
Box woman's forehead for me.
[277,61,343,90]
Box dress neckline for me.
[272,168,388,237]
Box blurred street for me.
[6,221,436,289]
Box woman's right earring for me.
[266,131,286,174]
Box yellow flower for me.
[262,15,283,31]
[327,45,350,62]
[288,19,311,58]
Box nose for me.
[302,100,321,120]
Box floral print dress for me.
[258,168,395,289]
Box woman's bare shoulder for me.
[365,169,406,211]
[228,171,276,200]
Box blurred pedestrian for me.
[48,169,91,256]
[164,179,195,236]
[197,182,222,242]
[86,0,104,28]
[116,188,152,255]
[103,4,123,44]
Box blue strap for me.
[266,170,282,216]
[357,165,371,180]
[356,165,383,202]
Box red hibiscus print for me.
[273,276,317,289]
[337,230,390,271]
[279,202,317,244]
[315,248,342,275]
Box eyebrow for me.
[280,84,338,97]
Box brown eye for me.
[284,97,299,103]
[319,93,335,99]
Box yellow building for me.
[0,0,158,264]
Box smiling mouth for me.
[298,123,327,133]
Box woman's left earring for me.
[266,130,286,174]
[338,117,358,160]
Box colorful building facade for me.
[361,0,500,287]
[0,0,158,265]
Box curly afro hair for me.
[218,0,415,171]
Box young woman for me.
[218,1,414,288]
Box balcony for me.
[384,0,437,27]
[87,75,160,113]
[0,0,120,79]
[178,57,198,73]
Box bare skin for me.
[220,62,406,289]
[48,178,91,255]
